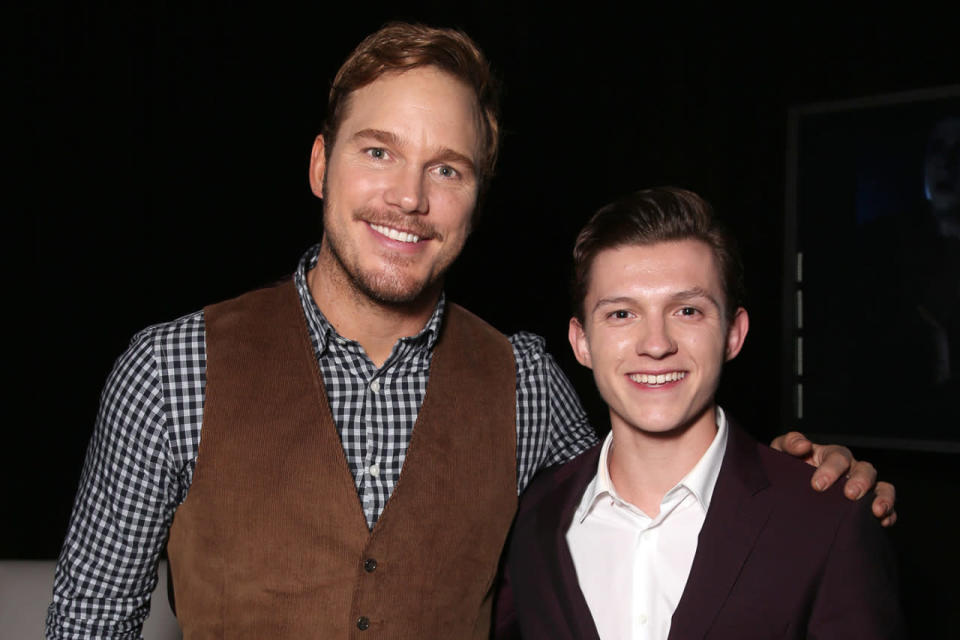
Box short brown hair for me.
[322,22,500,194]
[571,187,745,323]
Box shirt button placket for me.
[366,378,382,481]
[362,375,385,523]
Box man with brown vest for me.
[46,23,895,639]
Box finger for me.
[880,512,898,528]
[771,431,813,455]
[872,481,896,519]
[810,446,851,491]
[843,460,877,500]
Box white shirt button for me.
[639,614,647,625]
[370,379,381,393]
[368,463,380,478]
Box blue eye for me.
[366,148,387,159]
[436,165,459,179]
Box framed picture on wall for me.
[783,86,960,452]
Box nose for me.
[384,165,428,214]
[636,316,678,359]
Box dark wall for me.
[17,2,959,635]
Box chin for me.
[356,271,438,306]
[620,406,707,438]
[635,419,687,437]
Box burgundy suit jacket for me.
[494,423,905,639]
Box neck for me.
[606,406,718,517]
[308,244,440,368]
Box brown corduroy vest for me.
[166,281,517,639]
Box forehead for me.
[336,67,481,157]
[586,240,723,300]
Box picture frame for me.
[783,86,960,452]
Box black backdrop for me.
[16,2,960,635]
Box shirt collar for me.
[293,244,446,355]
[681,406,728,512]
[575,407,729,523]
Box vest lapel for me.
[293,286,373,540]
[668,424,773,639]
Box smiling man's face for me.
[309,65,481,306]
[568,239,748,438]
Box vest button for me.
[364,558,377,572]
[357,616,370,630]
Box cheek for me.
[444,204,476,236]
[328,162,382,201]
[428,183,477,224]
[680,328,726,358]
[590,334,631,370]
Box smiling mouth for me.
[369,223,423,244]
[628,371,686,386]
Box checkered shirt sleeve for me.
[46,312,204,639]
[511,330,597,492]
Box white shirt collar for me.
[575,407,729,523]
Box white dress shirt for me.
[566,408,729,640]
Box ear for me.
[724,307,749,362]
[308,135,327,198]
[568,317,593,369]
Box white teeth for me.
[629,371,686,385]
[370,223,421,243]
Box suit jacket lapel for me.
[533,446,603,640]
[669,423,773,639]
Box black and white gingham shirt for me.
[46,245,597,639]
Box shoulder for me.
[204,279,296,324]
[516,445,601,519]
[93,311,206,469]
[730,427,869,528]
[445,302,511,344]
[106,310,206,388]
[507,330,551,376]
[719,426,885,575]
[507,330,546,358]
[757,443,852,507]
[444,318,551,370]
[130,310,206,357]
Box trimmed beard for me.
[323,222,446,307]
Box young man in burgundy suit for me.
[495,187,905,639]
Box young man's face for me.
[309,66,481,305]
[569,239,748,437]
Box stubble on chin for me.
[322,228,443,307]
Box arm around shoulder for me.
[510,331,597,473]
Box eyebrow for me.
[352,128,402,148]
[351,128,476,175]
[591,288,723,314]
[672,287,723,310]
[591,296,637,313]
